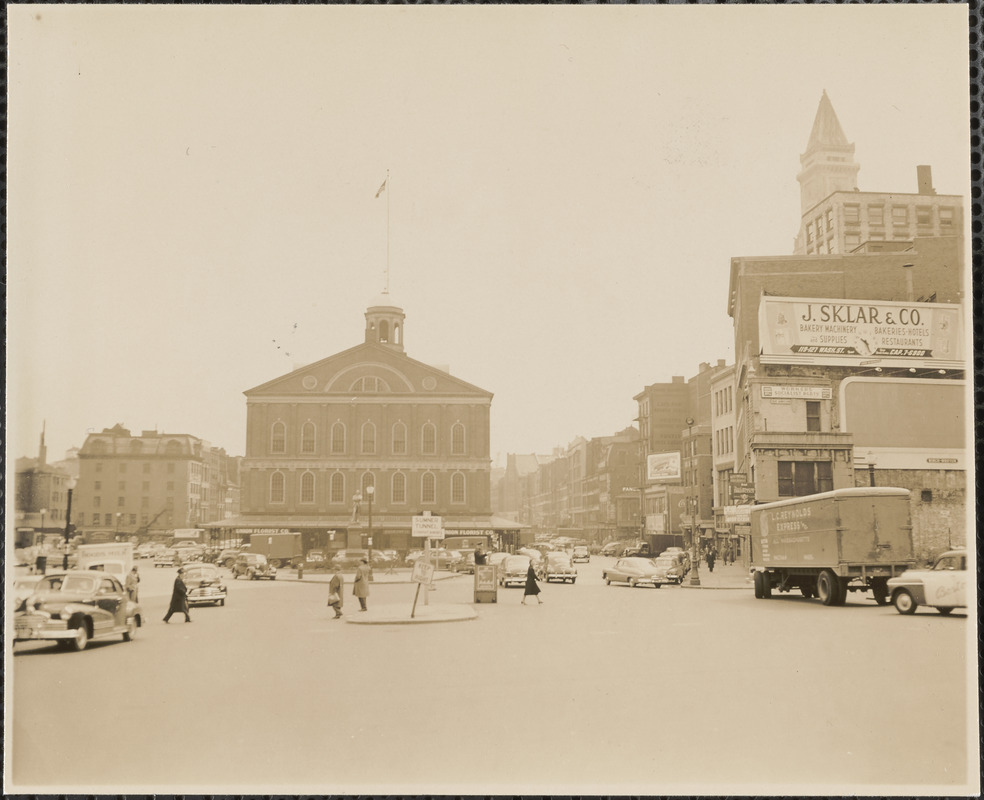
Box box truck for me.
[248,532,303,568]
[749,487,915,606]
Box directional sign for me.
[411,515,444,539]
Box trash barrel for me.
[474,565,497,603]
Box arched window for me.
[361,472,376,495]
[392,422,407,455]
[451,472,466,504]
[421,472,436,504]
[421,423,436,455]
[300,471,315,503]
[331,422,346,454]
[330,473,345,504]
[301,421,316,454]
[361,421,376,454]
[270,472,285,504]
[451,423,466,455]
[271,422,286,454]
[350,376,391,393]
[392,472,406,504]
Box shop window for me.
[778,461,833,497]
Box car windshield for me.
[625,558,657,569]
[38,575,98,594]
[185,566,217,580]
[654,557,675,568]
[247,554,267,564]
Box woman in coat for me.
[328,565,344,619]
[352,558,370,611]
[522,561,542,605]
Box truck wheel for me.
[893,589,917,615]
[871,580,889,606]
[753,571,764,599]
[817,570,839,606]
[760,573,772,598]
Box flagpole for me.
[386,169,391,294]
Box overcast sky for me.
[7,4,970,467]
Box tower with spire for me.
[796,91,860,217]
[792,92,962,256]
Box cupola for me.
[364,291,406,353]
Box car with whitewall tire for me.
[887,550,967,615]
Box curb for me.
[344,603,478,625]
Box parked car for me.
[13,571,142,652]
[154,549,178,568]
[600,542,623,557]
[183,563,228,606]
[652,555,684,584]
[572,546,590,563]
[517,548,545,578]
[405,550,424,565]
[487,552,511,569]
[887,549,967,615]
[602,557,671,588]
[135,543,157,559]
[232,553,277,580]
[543,552,577,583]
[331,549,370,570]
[451,550,477,574]
[499,555,533,587]
[171,542,205,561]
[658,552,689,579]
[216,547,243,569]
[302,549,329,571]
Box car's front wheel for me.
[69,621,89,652]
[123,617,136,642]
[628,578,636,588]
[893,589,917,615]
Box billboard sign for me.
[411,515,444,539]
[647,452,681,482]
[759,296,963,367]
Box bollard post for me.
[297,563,304,580]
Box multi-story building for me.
[14,426,75,534]
[793,92,963,256]
[75,425,240,537]
[728,235,966,561]
[223,294,518,553]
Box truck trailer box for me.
[749,487,915,606]
[248,532,303,567]
[75,543,135,579]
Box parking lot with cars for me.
[9,554,973,793]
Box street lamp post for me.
[686,417,701,588]
[366,485,375,582]
[63,477,77,570]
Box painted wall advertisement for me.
[758,296,963,367]
[647,452,681,482]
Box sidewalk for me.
[679,562,752,590]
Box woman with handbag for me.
[327,565,344,619]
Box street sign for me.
[411,515,444,539]
[411,560,435,585]
[723,505,752,524]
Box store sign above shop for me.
[761,385,831,400]
[647,452,681,482]
[758,296,963,368]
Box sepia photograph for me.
[4,3,978,795]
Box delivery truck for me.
[749,487,915,606]
[248,532,303,568]
[75,542,135,580]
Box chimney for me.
[917,165,935,195]
[38,421,47,467]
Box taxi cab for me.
[887,549,967,615]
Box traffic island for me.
[344,603,478,625]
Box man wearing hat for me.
[163,567,192,623]
[352,558,371,612]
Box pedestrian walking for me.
[163,567,191,623]
[521,561,542,605]
[125,565,140,602]
[327,564,344,619]
[353,558,370,612]
[706,547,716,573]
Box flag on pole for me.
[375,178,387,199]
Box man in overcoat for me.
[163,567,191,623]
[352,558,370,611]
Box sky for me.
[6,4,970,468]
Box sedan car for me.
[183,563,228,606]
[232,553,277,580]
[216,547,243,569]
[652,555,685,585]
[600,542,623,557]
[602,557,671,588]
[302,549,329,571]
[171,542,205,562]
[543,552,577,583]
[572,546,590,563]
[887,549,967,615]
[331,549,370,570]
[154,549,178,568]
[451,550,477,574]
[135,543,158,559]
[499,555,534,587]
[14,571,142,652]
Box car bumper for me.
[546,572,576,580]
[14,617,73,641]
[188,589,227,605]
[501,575,526,586]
